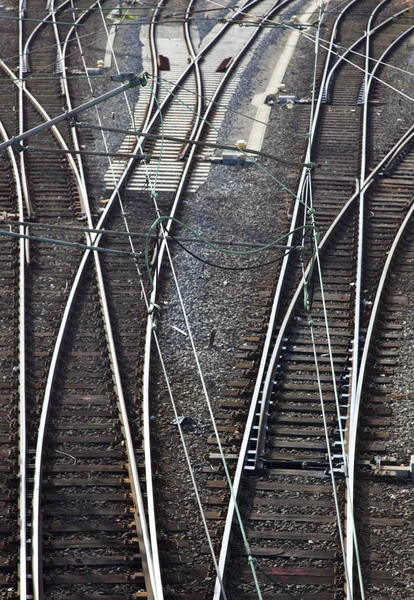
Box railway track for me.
[69,0,312,597]
[210,1,414,599]
[1,0,308,597]
[0,0,413,598]
[0,1,155,597]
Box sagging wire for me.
[167,231,305,270]
[144,216,312,287]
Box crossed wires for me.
[6,0,414,597]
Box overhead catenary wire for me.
[79,4,410,600]
[143,215,312,287]
[1,0,412,88]
[61,3,162,598]
[166,229,308,271]
[301,177,353,598]
[1,4,411,104]
[0,218,299,249]
[294,6,354,596]
[279,15,414,103]
[152,76,303,204]
[18,135,313,168]
[72,2,166,596]
[0,221,299,265]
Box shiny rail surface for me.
[1,1,412,599]
[24,2,157,599]
[214,1,414,597]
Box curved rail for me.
[321,0,390,104]
[211,1,357,594]
[252,0,414,476]
[15,3,291,598]
[0,59,88,220]
[214,1,414,592]
[22,0,71,75]
[346,16,414,598]
[354,126,414,479]
[134,0,296,595]
[27,2,163,598]
[253,0,359,470]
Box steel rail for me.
[29,1,96,594]
[321,0,392,104]
[137,1,295,597]
[255,6,414,598]
[12,4,275,597]
[239,116,414,454]
[253,0,359,471]
[18,0,32,226]
[141,0,211,589]
[34,1,262,595]
[22,0,72,74]
[346,18,414,599]
[52,0,90,211]
[346,4,394,596]
[0,118,27,599]
[352,126,414,497]
[0,60,89,217]
[16,3,30,596]
[79,0,264,225]
[139,0,298,595]
[60,2,158,597]
[212,1,357,595]
[253,0,413,474]
[344,3,393,593]
[68,3,267,596]
[214,2,414,594]
[215,111,414,543]
[27,2,159,599]
[131,2,164,598]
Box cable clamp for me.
[148,302,161,317]
[14,142,35,153]
[110,71,149,87]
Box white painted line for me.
[247,0,319,152]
